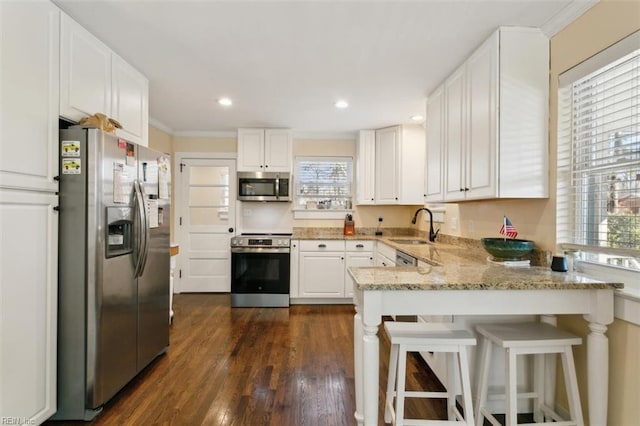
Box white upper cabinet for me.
[264,129,293,172]
[424,86,445,202]
[375,126,401,204]
[60,12,149,146]
[59,13,111,123]
[357,125,425,205]
[237,128,292,172]
[0,0,60,192]
[426,27,549,202]
[444,66,467,202]
[111,54,149,146]
[356,130,376,204]
[375,125,425,204]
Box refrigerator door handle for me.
[133,180,147,278]
[137,181,150,276]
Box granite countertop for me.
[292,227,624,291]
[348,265,624,291]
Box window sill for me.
[292,209,353,220]
[614,288,640,326]
[576,261,640,326]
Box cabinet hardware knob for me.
[464,187,469,192]
[371,198,374,201]
[318,244,326,248]
[369,257,373,260]
[460,188,464,192]
[260,165,263,168]
[265,165,269,168]
[341,257,344,260]
[395,197,398,200]
[53,176,60,181]
[356,244,364,248]
[53,206,60,211]
[228,227,234,233]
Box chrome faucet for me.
[411,208,439,242]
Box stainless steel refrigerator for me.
[54,127,171,420]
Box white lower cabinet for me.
[344,241,374,298]
[299,241,346,297]
[0,189,58,424]
[375,242,396,267]
[293,240,373,300]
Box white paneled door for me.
[177,158,236,292]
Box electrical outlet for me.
[469,220,475,232]
[451,217,458,231]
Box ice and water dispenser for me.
[106,206,133,258]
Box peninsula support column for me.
[361,291,382,426]
[354,303,364,425]
[584,289,614,426]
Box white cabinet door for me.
[0,1,59,193]
[59,12,111,122]
[375,126,400,204]
[444,66,467,201]
[356,130,376,204]
[237,128,266,172]
[0,189,58,424]
[466,32,498,199]
[299,251,345,297]
[425,85,445,203]
[264,129,292,172]
[112,54,149,146]
[289,240,300,298]
[345,252,373,298]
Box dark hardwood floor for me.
[46,294,447,425]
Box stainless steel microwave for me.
[237,172,291,201]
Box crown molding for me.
[173,130,237,138]
[540,0,599,38]
[148,117,174,135]
[293,131,357,140]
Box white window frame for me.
[556,30,640,325]
[293,156,354,220]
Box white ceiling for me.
[53,0,596,137]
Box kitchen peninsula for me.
[349,251,623,426]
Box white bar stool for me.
[384,322,477,426]
[474,322,584,426]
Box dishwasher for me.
[395,251,417,267]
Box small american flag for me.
[500,216,518,238]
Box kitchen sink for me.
[389,239,430,245]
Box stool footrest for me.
[403,390,450,399]
[403,420,470,425]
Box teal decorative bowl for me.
[481,238,534,260]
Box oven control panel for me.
[230,235,291,248]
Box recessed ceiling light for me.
[218,97,233,106]
[334,100,349,109]
[411,115,424,121]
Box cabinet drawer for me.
[346,240,374,252]
[376,242,396,260]
[299,240,345,251]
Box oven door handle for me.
[231,247,291,254]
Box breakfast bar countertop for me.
[348,265,624,291]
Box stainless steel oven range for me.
[230,233,291,307]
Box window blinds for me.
[557,33,640,269]
[295,157,352,209]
